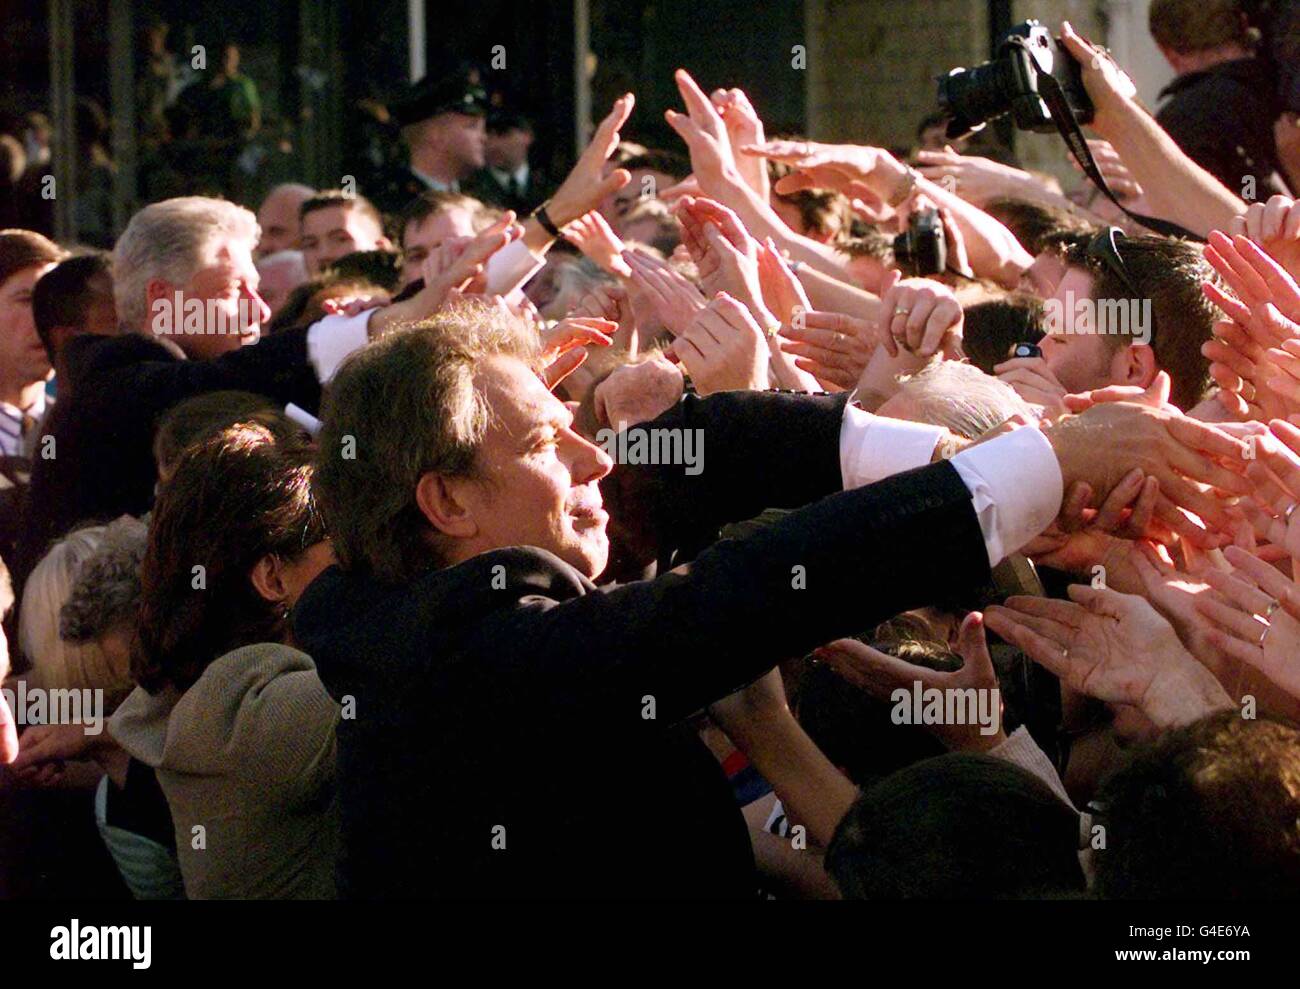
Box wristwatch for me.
[886,166,921,208]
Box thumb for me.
[1066,581,1123,618]
[1145,370,1172,406]
[955,611,996,686]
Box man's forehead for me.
[478,356,562,427]
[1055,265,1094,301]
[408,208,474,245]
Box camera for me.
[892,209,946,276]
[938,20,1093,139]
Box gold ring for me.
[1259,623,1271,648]
[894,306,910,316]
[1286,502,1299,524]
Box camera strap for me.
[1036,72,1202,241]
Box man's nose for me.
[243,283,271,328]
[568,429,613,484]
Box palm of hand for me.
[1262,237,1300,290]
[1144,576,1228,676]
[1260,608,1300,690]
[1063,612,1160,706]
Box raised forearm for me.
[718,705,858,849]
[1099,99,1246,237]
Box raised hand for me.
[539,316,615,391]
[423,213,518,305]
[1020,467,1159,577]
[1239,421,1300,559]
[1062,370,1173,413]
[993,354,1069,418]
[756,237,811,324]
[915,146,1048,206]
[564,211,630,276]
[815,612,1007,751]
[876,270,964,358]
[1195,545,1300,703]
[1081,139,1145,204]
[1044,402,1251,547]
[776,310,873,392]
[1130,542,1236,677]
[546,95,635,227]
[672,292,770,395]
[664,69,741,201]
[984,584,1231,729]
[710,87,769,201]
[1058,21,1139,139]
[622,249,707,338]
[592,354,685,430]
[1204,230,1300,323]
[743,139,910,206]
[1230,194,1300,283]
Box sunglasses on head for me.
[1084,226,1158,344]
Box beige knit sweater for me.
[110,642,340,899]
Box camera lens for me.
[937,59,1015,134]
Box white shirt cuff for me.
[306,311,371,384]
[949,425,1063,567]
[989,725,1075,811]
[839,404,945,489]
[485,238,545,297]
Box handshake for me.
[999,398,1250,549]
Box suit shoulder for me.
[433,545,593,602]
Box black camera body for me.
[893,208,946,277]
[938,20,1094,139]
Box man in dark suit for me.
[297,304,1247,899]
[372,68,490,215]
[12,195,509,604]
[463,111,552,214]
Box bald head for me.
[256,183,315,258]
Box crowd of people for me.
[2,1,1300,901]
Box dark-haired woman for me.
[110,423,339,898]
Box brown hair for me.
[1149,0,1257,53]
[1066,235,1218,411]
[767,159,852,242]
[133,423,325,693]
[1094,712,1300,898]
[314,300,538,582]
[0,229,66,289]
[300,190,387,236]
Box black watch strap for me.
[533,202,564,240]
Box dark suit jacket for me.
[1157,58,1289,199]
[294,390,992,899]
[462,165,552,215]
[13,329,323,599]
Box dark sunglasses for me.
[1085,226,1158,344]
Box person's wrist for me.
[885,164,919,207]
[1142,660,1232,729]
[1040,414,1086,494]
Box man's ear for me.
[415,472,480,539]
[1118,343,1159,388]
[249,554,288,606]
[144,278,174,327]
